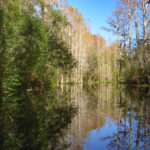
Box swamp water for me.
[0,84,150,150]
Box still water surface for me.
[0,84,150,150]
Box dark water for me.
[0,84,150,150]
[0,88,77,150]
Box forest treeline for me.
[0,0,121,94]
[85,0,150,84]
[60,0,150,84]
[104,0,150,84]
[0,0,150,94]
[0,0,77,93]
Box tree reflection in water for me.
[66,84,150,150]
[1,84,150,150]
[101,86,150,150]
[0,88,77,150]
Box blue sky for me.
[67,0,117,42]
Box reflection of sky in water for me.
[83,115,150,150]
[83,117,118,150]
[68,85,150,150]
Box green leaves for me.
[0,0,76,92]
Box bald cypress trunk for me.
[142,0,147,68]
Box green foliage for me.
[124,66,149,84]
[0,0,76,93]
[121,43,150,84]
[0,2,77,148]
[83,51,99,82]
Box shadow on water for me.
[0,88,77,150]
